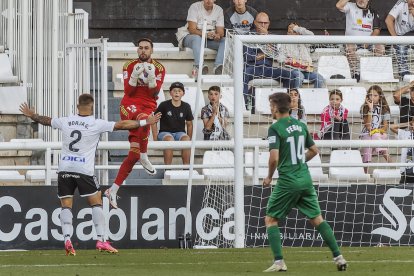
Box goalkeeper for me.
[262,92,347,272]
[105,38,166,209]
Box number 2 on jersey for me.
[287,135,305,165]
[69,130,82,152]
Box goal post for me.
[231,34,414,248]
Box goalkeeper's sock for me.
[267,225,283,261]
[114,148,140,185]
[316,221,341,257]
[60,207,73,242]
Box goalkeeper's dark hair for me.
[269,92,291,114]
[78,94,94,106]
[137,38,154,48]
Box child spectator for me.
[201,86,231,140]
[360,85,392,168]
[152,82,194,165]
[288,89,307,124]
[318,89,350,140]
[390,119,414,184]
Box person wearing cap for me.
[152,82,194,165]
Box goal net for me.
[194,32,414,248]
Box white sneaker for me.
[140,158,156,175]
[104,188,118,209]
[334,255,347,271]
[263,260,287,272]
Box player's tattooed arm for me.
[19,102,52,126]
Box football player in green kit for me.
[262,92,347,272]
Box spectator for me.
[177,0,225,78]
[106,38,165,209]
[243,12,302,110]
[152,82,194,165]
[360,85,392,169]
[224,0,257,34]
[201,86,231,140]
[288,88,307,124]
[279,22,325,88]
[318,89,350,140]
[385,0,414,78]
[390,119,414,184]
[393,81,414,125]
[336,0,385,81]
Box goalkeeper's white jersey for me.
[51,114,115,176]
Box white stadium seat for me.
[202,150,234,181]
[307,153,328,182]
[0,86,28,114]
[329,150,370,182]
[360,57,399,83]
[298,88,329,115]
[248,78,280,88]
[181,87,205,117]
[200,74,233,86]
[338,86,366,116]
[0,170,25,184]
[26,170,58,183]
[254,87,287,114]
[372,169,401,184]
[220,86,249,117]
[0,53,18,84]
[164,170,204,180]
[245,151,278,182]
[317,55,357,86]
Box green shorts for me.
[266,186,321,219]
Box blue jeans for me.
[243,64,302,107]
[183,34,225,67]
[394,45,410,77]
[298,70,325,88]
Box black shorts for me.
[57,171,100,198]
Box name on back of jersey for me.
[68,120,89,129]
[286,124,302,134]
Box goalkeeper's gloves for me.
[144,62,157,89]
[129,63,145,87]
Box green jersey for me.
[267,116,315,190]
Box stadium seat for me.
[0,45,4,53]
[156,89,165,106]
[202,150,234,181]
[298,88,329,115]
[195,118,205,140]
[245,151,278,184]
[220,86,249,117]
[26,170,58,183]
[254,87,287,114]
[0,86,28,114]
[317,55,357,86]
[338,86,366,116]
[372,169,401,184]
[0,170,25,184]
[403,75,414,83]
[360,57,399,83]
[153,43,179,53]
[248,78,280,89]
[200,74,233,86]
[164,170,204,180]
[162,74,195,90]
[307,153,328,182]
[0,53,18,84]
[181,87,205,117]
[329,150,370,182]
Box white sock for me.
[140,153,148,160]
[110,183,119,193]
[92,205,105,242]
[60,207,73,243]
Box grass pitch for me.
[0,247,413,276]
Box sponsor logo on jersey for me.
[62,156,86,163]
[268,136,276,143]
[123,71,128,79]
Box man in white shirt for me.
[19,94,160,256]
[182,0,226,78]
[385,0,414,78]
[336,0,384,81]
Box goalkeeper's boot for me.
[334,255,347,271]
[65,240,76,256]
[140,158,156,175]
[104,188,118,209]
[96,240,118,254]
[263,259,287,272]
